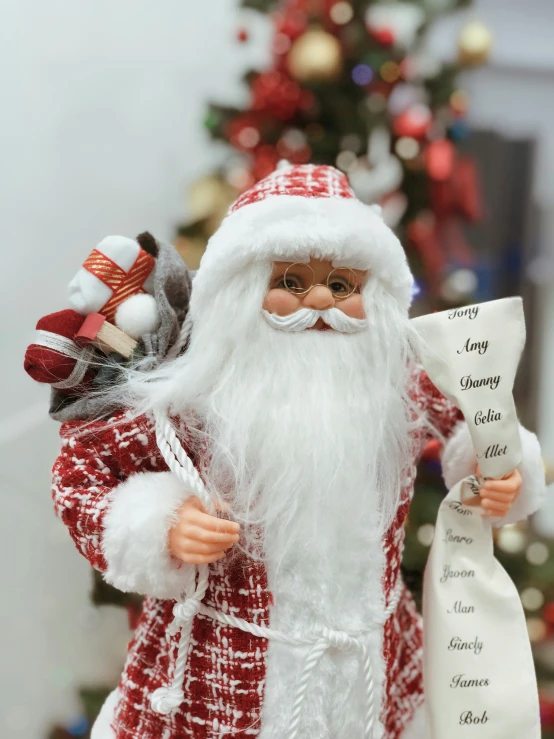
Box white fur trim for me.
[441,421,546,527]
[195,194,414,311]
[102,471,194,599]
[91,689,119,738]
[400,703,430,739]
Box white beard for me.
[199,327,401,577]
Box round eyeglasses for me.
[272,263,361,300]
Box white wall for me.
[1,0,553,736]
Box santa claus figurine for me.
[51,164,545,739]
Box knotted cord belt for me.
[151,412,402,738]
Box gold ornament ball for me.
[288,29,343,83]
[174,236,206,271]
[188,176,235,222]
[458,20,493,66]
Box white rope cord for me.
[288,637,329,738]
[151,411,403,737]
[34,329,80,356]
[52,344,97,390]
[150,411,215,715]
[33,330,97,390]
[197,582,401,647]
[165,311,193,359]
[153,411,215,514]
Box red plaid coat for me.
[51,372,463,739]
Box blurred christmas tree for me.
[176,0,488,311]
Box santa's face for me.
[262,258,368,333]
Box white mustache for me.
[262,308,367,334]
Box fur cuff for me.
[90,689,118,738]
[102,471,193,599]
[441,421,546,527]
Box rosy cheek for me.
[336,294,365,319]
[263,289,302,316]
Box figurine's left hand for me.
[477,466,523,518]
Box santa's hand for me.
[468,465,523,518]
[168,496,240,565]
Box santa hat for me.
[194,163,414,311]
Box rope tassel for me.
[150,565,210,716]
[150,686,185,716]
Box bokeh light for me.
[336,150,357,171]
[522,587,545,612]
[417,523,435,546]
[395,136,420,159]
[352,63,373,86]
[380,61,401,83]
[236,126,260,149]
[330,2,354,25]
[527,542,550,566]
[496,524,527,554]
[527,617,548,643]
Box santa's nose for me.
[303,285,335,310]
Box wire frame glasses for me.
[276,262,361,300]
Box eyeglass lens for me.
[281,263,359,299]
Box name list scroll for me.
[415,297,538,739]
[438,306,506,728]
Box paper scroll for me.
[411,297,540,738]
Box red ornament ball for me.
[543,601,554,625]
[253,145,279,182]
[237,27,249,43]
[273,9,308,42]
[226,115,262,152]
[425,138,455,181]
[393,105,432,139]
[422,438,442,461]
[540,693,554,727]
[251,71,304,120]
[369,26,395,46]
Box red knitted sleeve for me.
[51,411,162,572]
[410,364,464,443]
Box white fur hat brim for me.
[194,194,414,312]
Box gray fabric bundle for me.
[49,235,192,422]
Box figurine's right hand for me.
[168,496,240,564]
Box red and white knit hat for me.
[195,163,414,311]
